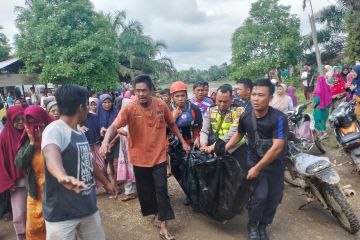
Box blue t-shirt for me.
[41,120,97,222]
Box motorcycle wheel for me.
[313,130,326,154]
[322,183,360,234]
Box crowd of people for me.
[0,63,359,240]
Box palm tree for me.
[105,11,175,82]
[302,0,352,64]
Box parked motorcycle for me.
[285,142,360,234]
[287,102,326,154]
[331,92,347,113]
[329,100,360,172]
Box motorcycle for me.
[331,92,348,113]
[329,100,360,172]
[287,102,326,154]
[285,142,360,234]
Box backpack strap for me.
[251,110,260,142]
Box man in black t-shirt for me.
[234,78,253,112]
[301,64,314,101]
[226,79,288,240]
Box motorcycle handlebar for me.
[297,101,312,114]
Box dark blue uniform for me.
[238,107,288,224]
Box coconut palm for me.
[302,0,350,64]
[105,11,175,82]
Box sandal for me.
[121,194,136,201]
[160,232,175,240]
[319,132,329,141]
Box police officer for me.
[225,79,288,240]
[200,84,245,157]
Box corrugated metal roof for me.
[0,58,20,70]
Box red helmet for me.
[170,81,188,94]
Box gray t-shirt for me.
[41,119,97,222]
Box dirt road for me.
[1,137,360,240]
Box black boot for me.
[258,222,269,240]
[247,221,260,240]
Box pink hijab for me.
[0,106,25,192]
[286,86,298,107]
[314,75,332,109]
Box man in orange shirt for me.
[100,75,189,240]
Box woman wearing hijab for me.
[333,65,342,74]
[83,103,106,189]
[341,67,350,81]
[116,94,137,201]
[351,65,360,119]
[89,97,99,114]
[324,65,334,85]
[286,85,298,108]
[313,75,332,138]
[15,106,53,240]
[331,73,346,111]
[0,106,27,240]
[270,83,293,114]
[97,94,120,196]
[46,101,59,120]
[208,88,217,102]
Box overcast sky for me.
[0,0,335,70]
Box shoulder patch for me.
[235,107,245,116]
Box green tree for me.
[157,63,230,86]
[302,1,346,65]
[345,5,360,65]
[208,63,229,82]
[0,26,11,61]
[106,11,175,83]
[231,0,301,80]
[15,0,119,89]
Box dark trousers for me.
[133,162,175,221]
[247,166,284,224]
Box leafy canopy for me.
[15,0,119,89]
[231,0,301,80]
[345,9,360,65]
[0,26,11,61]
[302,1,347,65]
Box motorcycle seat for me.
[294,152,331,176]
[305,159,331,174]
[340,132,360,145]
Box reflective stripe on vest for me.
[210,106,246,144]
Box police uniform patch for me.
[225,112,233,122]
[235,107,245,117]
